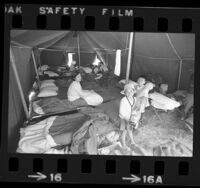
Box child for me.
[136,82,155,113]
[136,76,147,91]
[67,71,103,106]
[119,84,141,150]
[159,83,169,95]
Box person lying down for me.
[67,71,103,106]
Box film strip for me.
[1,2,200,186]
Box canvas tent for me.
[8,30,195,152]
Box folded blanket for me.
[149,92,181,110]
[70,113,118,155]
[32,97,75,116]
[17,116,58,153]
[17,112,90,154]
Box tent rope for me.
[31,51,40,82]
[166,33,183,90]
[166,33,182,60]
[134,54,180,60]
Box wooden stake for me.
[125,32,134,84]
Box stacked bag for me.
[37,79,59,98]
[38,65,59,77]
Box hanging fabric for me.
[63,51,68,66]
[95,50,106,65]
[67,53,76,67]
[114,49,121,76]
[92,55,101,66]
[166,33,183,90]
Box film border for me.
[1,3,200,186]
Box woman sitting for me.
[67,71,103,106]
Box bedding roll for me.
[149,92,180,110]
[38,89,58,98]
[84,92,103,106]
[40,85,59,92]
[41,79,55,84]
[44,71,59,77]
[40,82,56,89]
[17,116,58,153]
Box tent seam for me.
[166,33,182,61]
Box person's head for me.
[145,82,155,91]
[159,83,168,94]
[124,84,136,98]
[73,71,82,82]
[137,76,146,86]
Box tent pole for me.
[77,32,81,67]
[125,32,134,84]
[177,60,183,90]
[31,50,40,81]
[10,47,29,119]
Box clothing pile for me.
[71,113,118,154]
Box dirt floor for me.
[96,91,193,157]
[127,107,193,156]
[41,78,193,156]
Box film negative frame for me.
[1,2,200,186]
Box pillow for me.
[32,101,44,114]
[41,79,55,84]
[119,79,137,85]
[44,71,59,77]
[40,82,56,89]
[149,92,181,110]
[40,65,49,71]
[40,85,59,92]
[81,67,92,74]
[37,89,58,98]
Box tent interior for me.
[9,30,194,156]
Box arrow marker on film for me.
[28,172,47,181]
[122,174,141,183]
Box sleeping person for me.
[67,71,103,106]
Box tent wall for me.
[8,65,25,152]
[40,50,65,67]
[40,50,93,67]
[8,47,36,152]
[129,56,194,92]
[130,56,180,92]
[79,53,96,67]
[40,49,129,77]
[11,47,35,104]
[179,60,194,90]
